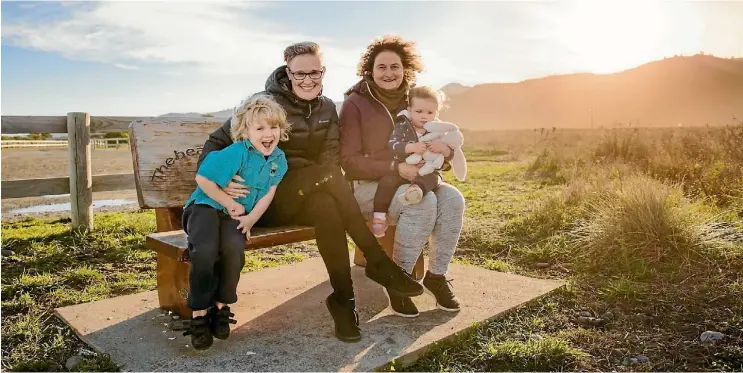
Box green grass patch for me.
[243,251,308,273]
[1,210,312,371]
[478,336,589,371]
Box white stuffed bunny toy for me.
[405,120,467,181]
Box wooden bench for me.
[129,118,422,319]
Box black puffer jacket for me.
[198,66,339,170]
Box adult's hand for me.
[226,201,246,218]
[398,162,421,182]
[224,175,250,199]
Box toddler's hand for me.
[405,142,427,155]
[427,141,452,157]
[234,214,257,235]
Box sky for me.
[1,0,743,116]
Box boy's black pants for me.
[183,204,246,311]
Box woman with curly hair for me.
[340,35,466,318]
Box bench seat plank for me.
[147,226,316,262]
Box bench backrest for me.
[129,118,227,209]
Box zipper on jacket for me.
[306,102,316,145]
[364,81,395,129]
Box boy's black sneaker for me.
[325,294,361,343]
[209,305,237,340]
[365,257,424,297]
[383,288,419,318]
[183,314,213,350]
[423,273,461,312]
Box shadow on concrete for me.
[82,266,456,371]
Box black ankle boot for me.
[183,314,213,350]
[366,257,424,297]
[324,293,361,343]
[209,305,237,340]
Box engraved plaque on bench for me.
[129,118,226,208]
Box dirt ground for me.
[1,148,140,221]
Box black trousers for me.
[257,164,388,300]
[182,204,246,311]
[373,172,440,213]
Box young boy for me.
[371,86,450,237]
[181,93,290,350]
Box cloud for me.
[2,2,365,100]
[1,2,349,76]
[114,63,139,70]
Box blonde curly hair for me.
[231,94,291,142]
[408,85,447,112]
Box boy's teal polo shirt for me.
[184,140,288,214]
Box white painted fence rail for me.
[2,138,130,149]
[1,140,69,148]
[92,138,130,149]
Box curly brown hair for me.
[356,34,424,85]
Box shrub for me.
[570,175,734,278]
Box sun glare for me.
[555,1,675,74]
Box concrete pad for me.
[55,256,563,371]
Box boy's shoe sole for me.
[324,297,362,343]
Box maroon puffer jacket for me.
[339,79,408,181]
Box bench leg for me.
[354,225,425,281]
[153,208,191,318]
[156,252,192,319]
[411,253,425,281]
[155,207,183,231]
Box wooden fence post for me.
[67,112,93,230]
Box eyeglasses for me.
[287,68,325,80]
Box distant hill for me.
[439,54,743,129]
[441,83,471,98]
[158,109,231,118]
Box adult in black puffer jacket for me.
[196,42,423,343]
[198,66,339,171]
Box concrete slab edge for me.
[371,282,567,372]
[53,309,108,357]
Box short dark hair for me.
[356,35,424,85]
[283,41,323,64]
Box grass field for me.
[1,125,742,371]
